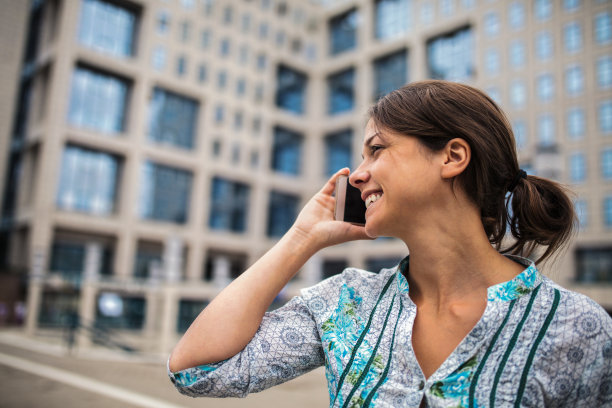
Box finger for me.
[320,168,350,196]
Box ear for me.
[440,138,470,180]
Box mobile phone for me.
[334,175,366,225]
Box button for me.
[418,381,425,390]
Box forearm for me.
[169,227,318,372]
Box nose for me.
[349,163,370,188]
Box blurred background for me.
[0,0,610,406]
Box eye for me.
[370,145,384,155]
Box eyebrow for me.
[361,132,382,159]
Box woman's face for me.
[349,119,445,239]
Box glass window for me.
[508,2,525,30]
[574,199,587,229]
[152,46,166,71]
[537,114,555,146]
[236,78,246,96]
[177,299,208,333]
[217,71,227,89]
[483,12,500,37]
[156,10,170,35]
[198,64,207,83]
[181,0,195,9]
[223,5,233,24]
[485,49,500,76]
[257,53,267,71]
[373,50,408,100]
[375,0,411,40]
[95,295,145,330]
[271,127,303,175]
[329,8,358,55]
[259,22,269,39]
[241,13,251,33]
[56,145,119,215]
[563,0,581,12]
[509,40,526,68]
[68,66,128,134]
[133,243,161,279]
[327,68,355,115]
[510,80,526,108]
[595,12,612,45]
[576,247,612,282]
[427,27,474,81]
[600,100,612,134]
[567,107,585,140]
[200,30,211,49]
[535,31,554,60]
[148,88,198,150]
[461,0,476,9]
[420,3,434,25]
[322,259,348,279]
[214,104,224,124]
[534,0,552,21]
[602,148,612,179]
[220,38,230,57]
[605,198,612,228]
[486,87,501,104]
[275,65,307,114]
[536,73,554,102]
[78,0,136,57]
[325,129,352,176]
[180,21,191,43]
[565,65,584,96]
[140,161,192,223]
[208,177,250,232]
[513,120,527,149]
[564,22,583,54]
[569,152,586,182]
[267,191,299,237]
[176,55,187,77]
[598,56,612,89]
[49,242,85,281]
[439,0,454,16]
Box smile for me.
[365,193,383,209]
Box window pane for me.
[535,31,553,60]
[373,50,407,100]
[536,73,554,102]
[595,12,612,45]
[325,129,352,176]
[509,40,526,68]
[563,22,582,54]
[177,299,208,332]
[427,27,474,81]
[375,0,411,40]
[68,67,128,134]
[599,100,612,134]
[598,56,612,89]
[483,12,500,37]
[329,8,358,55]
[275,65,307,114]
[568,152,586,182]
[508,2,525,30]
[567,107,585,140]
[602,148,612,179]
[537,114,555,146]
[78,0,136,57]
[140,162,192,223]
[565,65,584,96]
[575,247,612,282]
[574,199,587,229]
[271,127,303,175]
[95,295,145,330]
[148,88,198,150]
[208,177,250,232]
[534,0,552,21]
[327,68,355,115]
[510,80,527,108]
[56,146,119,215]
[267,191,299,237]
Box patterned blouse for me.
[168,256,612,407]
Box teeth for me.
[365,193,382,208]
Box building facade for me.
[0,0,610,353]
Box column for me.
[76,242,101,349]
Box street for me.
[0,331,329,407]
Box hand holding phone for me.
[334,175,366,226]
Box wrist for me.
[284,226,322,257]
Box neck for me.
[398,200,523,309]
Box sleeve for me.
[167,295,326,398]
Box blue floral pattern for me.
[487,263,540,302]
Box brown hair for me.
[368,80,576,264]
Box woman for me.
[168,81,612,407]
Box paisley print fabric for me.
[169,256,612,407]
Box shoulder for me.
[300,265,398,319]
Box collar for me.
[395,255,542,302]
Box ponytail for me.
[504,175,577,264]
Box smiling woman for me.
[167,80,612,408]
